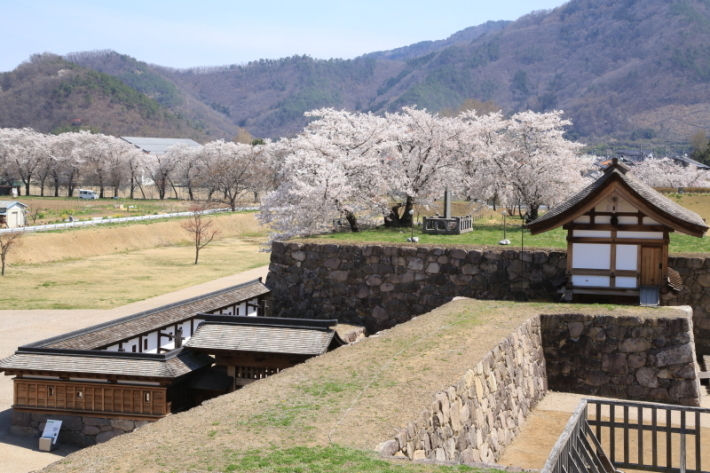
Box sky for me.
[1,0,568,72]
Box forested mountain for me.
[0,54,227,141]
[6,0,710,145]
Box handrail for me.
[542,399,616,473]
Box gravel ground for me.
[35,301,682,473]
[0,265,268,473]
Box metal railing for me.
[543,398,710,473]
[0,207,257,234]
[542,399,615,473]
[588,399,710,473]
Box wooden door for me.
[640,246,662,286]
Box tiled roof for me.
[37,280,269,350]
[527,161,708,237]
[185,323,338,356]
[0,349,212,379]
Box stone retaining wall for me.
[542,311,702,406]
[663,256,710,355]
[10,411,148,447]
[267,241,566,333]
[378,316,547,464]
[267,242,710,352]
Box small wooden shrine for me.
[527,159,708,304]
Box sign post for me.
[39,419,62,451]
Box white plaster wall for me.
[572,244,611,269]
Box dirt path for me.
[0,265,268,473]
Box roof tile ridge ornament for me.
[606,157,630,175]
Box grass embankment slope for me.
[43,299,680,473]
[314,195,710,255]
[0,212,270,310]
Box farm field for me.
[41,299,680,473]
[313,195,710,255]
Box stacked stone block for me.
[542,313,702,406]
[379,317,547,464]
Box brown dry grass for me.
[42,300,684,473]
[9,212,265,265]
[0,212,270,310]
[0,237,270,310]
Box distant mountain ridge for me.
[5,0,710,145]
[0,54,226,140]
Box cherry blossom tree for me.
[5,128,47,196]
[630,158,708,188]
[381,107,471,227]
[259,109,389,237]
[483,111,586,220]
[200,140,267,210]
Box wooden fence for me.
[543,398,710,473]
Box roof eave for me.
[527,173,708,237]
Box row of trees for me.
[2,108,707,242]
[257,107,587,240]
[0,129,270,209]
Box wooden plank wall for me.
[15,380,167,417]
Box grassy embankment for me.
[43,299,680,473]
[0,212,270,310]
[313,194,710,255]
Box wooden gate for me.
[640,246,662,286]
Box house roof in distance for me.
[185,316,346,356]
[0,201,27,214]
[527,159,709,237]
[121,137,201,155]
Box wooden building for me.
[0,279,270,427]
[527,159,708,304]
[184,316,345,392]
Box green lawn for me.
[311,217,710,255]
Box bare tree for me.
[181,205,220,265]
[0,230,23,276]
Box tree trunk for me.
[401,196,414,227]
[194,246,200,265]
[188,184,194,201]
[529,204,540,221]
[345,210,360,233]
[384,197,414,227]
[53,176,60,197]
[24,180,30,196]
[384,204,402,227]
